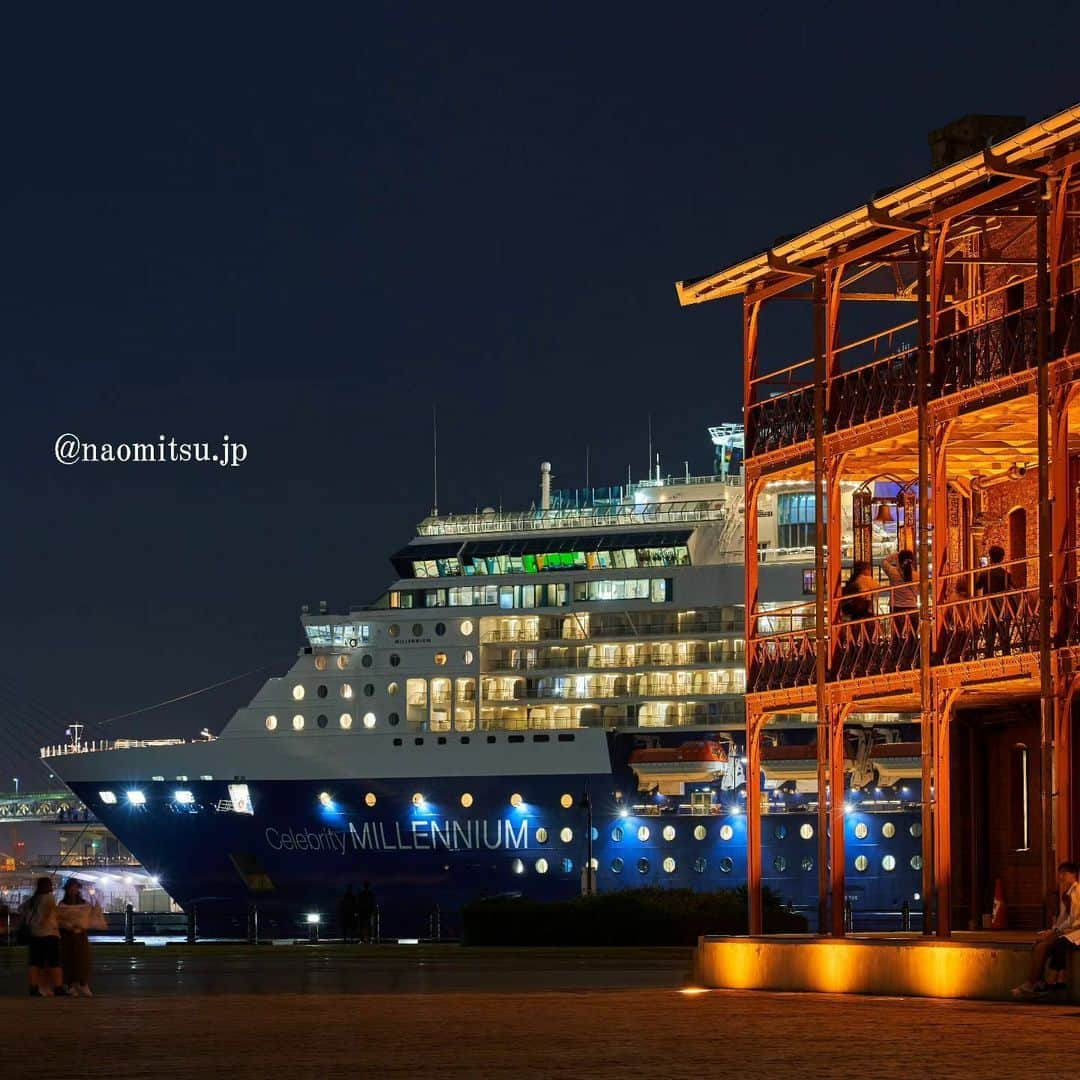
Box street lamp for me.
[12,778,18,796]
[579,789,596,896]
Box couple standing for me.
[22,876,106,997]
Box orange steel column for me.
[934,684,957,936]
[829,702,847,937]
[812,273,831,933]
[1037,179,1055,897]
[746,706,764,935]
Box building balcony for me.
[746,290,1080,462]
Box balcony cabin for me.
[677,106,1080,936]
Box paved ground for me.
[5,945,1080,1078]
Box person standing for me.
[57,878,97,996]
[882,550,918,614]
[356,881,376,944]
[975,544,1014,657]
[21,877,65,997]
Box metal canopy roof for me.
[675,104,1080,305]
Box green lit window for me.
[522,554,538,574]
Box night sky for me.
[2,4,1077,787]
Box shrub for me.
[462,887,807,946]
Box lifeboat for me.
[761,741,857,792]
[867,741,922,786]
[629,740,730,794]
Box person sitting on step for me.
[1012,861,1080,997]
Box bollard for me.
[186,906,197,944]
[124,903,134,944]
[901,900,911,932]
[247,905,259,945]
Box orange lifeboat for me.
[629,740,729,794]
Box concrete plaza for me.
[4,945,1079,1077]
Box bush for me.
[462,887,807,946]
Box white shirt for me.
[1053,881,1080,944]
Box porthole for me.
[560,827,573,843]
[341,684,354,699]
[314,656,327,671]
[412,623,424,637]
[800,823,814,840]
[511,858,524,875]
[910,822,923,838]
[719,857,733,873]
[535,858,549,874]
[882,854,896,872]
[292,714,305,732]
[461,793,473,808]
[774,824,787,840]
[364,792,376,807]
[560,793,573,809]
[339,713,353,730]
[265,715,278,731]
[801,856,814,872]
[510,793,523,808]
[363,712,376,729]
[693,857,707,873]
[459,620,474,636]
[662,825,676,842]
[364,684,375,697]
[434,653,448,666]
[316,685,328,699]
[663,857,676,874]
[854,822,869,840]
[910,854,923,871]
[637,858,650,874]
[535,827,548,843]
[719,824,733,841]
[854,855,869,872]
[611,858,624,873]
[336,656,349,671]
[412,793,425,807]
[292,685,305,701]
[773,856,787,872]
[435,623,446,636]
[389,625,400,638]
[361,655,373,668]
[561,857,574,874]
[588,857,598,871]
[636,825,650,842]
[882,822,896,839]
[611,827,623,842]
[316,714,328,729]
[463,650,474,665]
[388,712,400,726]
[388,682,400,696]
[590,826,598,842]
[693,825,707,841]
[389,654,401,667]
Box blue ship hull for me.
[69,759,924,937]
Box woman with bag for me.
[57,877,102,996]
[21,877,65,997]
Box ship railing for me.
[41,738,186,759]
[467,710,744,733]
[480,619,744,644]
[483,654,741,673]
[26,853,141,869]
[416,503,732,537]
[481,686,743,703]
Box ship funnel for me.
[540,462,552,510]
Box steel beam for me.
[746,706,764,936]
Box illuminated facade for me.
[678,104,1080,935]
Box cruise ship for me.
[42,427,924,937]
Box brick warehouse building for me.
[677,104,1080,937]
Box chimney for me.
[928,113,1026,169]
[540,462,552,510]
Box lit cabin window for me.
[719,825,733,841]
[388,682,400,696]
[511,858,524,874]
[560,827,573,843]
[854,855,869,872]
[434,653,448,666]
[662,825,676,841]
[882,855,897,872]
[99,791,117,805]
[463,650,474,665]
[314,656,327,671]
[292,685,305,701]
[362,712,376,729]
[800,823,814,840]
[854,822,869,840]
[460,619,474,636]
[339,713,353,730]
[509,793,523,808]
[336,656,349,670]
[460,793,473,808]
[535,858,549,874]
[560,793,573,809]
[364,793,376,807]
[341,684,353,699]
[265,715,278,731]
[636,826,650,842]
[882,822,896,838]
[292,715,305,731]
[535,827,548,843]
[693,825,707,840]
[663,857,676,874]
[411,793,425,807]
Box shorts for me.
[1049,935,1079,972]
[28,935,61,969]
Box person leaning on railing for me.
[839,561,876,623]
[975,545,1014,658]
